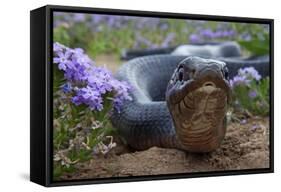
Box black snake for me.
[111,42,269,152]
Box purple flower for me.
[107,16,116,28]
[61,83,72,93]
[72,86,103,111]
[198,28,236,40]
[53,49,72,71]
[230,75,250,88]
[53,42,64,53]
[240,119,247,124]
[91,15,103,24]
[110,79,132,112]
[230,67,261,89]
[248,90,257,98]
[224,30,236,37]
[200,29,213,38]
[251,124,259,131]
[189,33,201,43]
[72,95,82,106]
[238,67,261,81]
[73,13,85,22]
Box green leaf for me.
[238,39,269,56]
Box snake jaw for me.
[166,56,231,152]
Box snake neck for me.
[169,85,228,152]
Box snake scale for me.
[110,42,269,152]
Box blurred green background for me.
[53,12,270,66]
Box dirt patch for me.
[60,117,270,180]
[95,54,122,73]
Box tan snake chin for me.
[171,84,228,152]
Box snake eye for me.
[178,67,184,81]
[223,67,229,80]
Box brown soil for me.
[61,117,270,180]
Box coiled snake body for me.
[111,42,269,152]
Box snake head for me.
[166,56,231,152]
[166,56,231,103]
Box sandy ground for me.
[60,117,270,180]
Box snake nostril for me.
[203,82,216,87]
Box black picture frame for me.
[30,4,274,187]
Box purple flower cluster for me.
[189,28,236,43]
[54,12,269,51]
[54,43,92,82]
[238,67,261,81]
[54,12,163,32]
[53,42,132,112]
[229,75,250,88]
[230,67,261,88]
[189,34,201,43]
[248,90,258,98]
[133,32,176,49]
[201,28,236,39]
